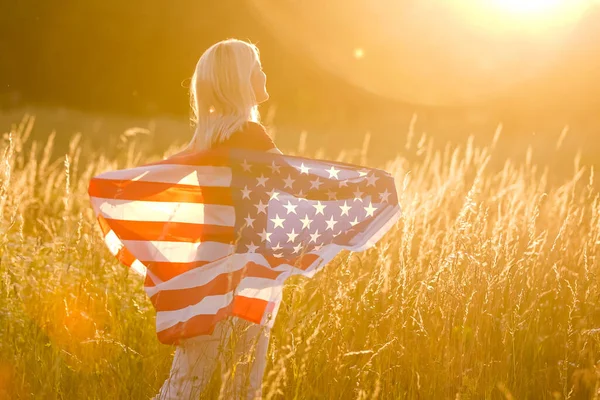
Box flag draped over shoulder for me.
[88,147,401,344]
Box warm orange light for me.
[453,0,593,35]
[490,0,565,15]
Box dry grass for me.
[1,114,599,399]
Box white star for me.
[358,170,368,177]
[267,189,280,200]
[353,189,364,202]
[313,244,323,252]
[244,214,255,228]
[299,163,311,174]
[325,216,338,231]
[269,161,281,174]
[255,200,267,214]
[286,229,299,243]
[309,230,321,243]
[326,166,340,179]
[300,215,313,229]
[339,180,349,188]
[270,214,286,229]
[339,201,351,216]
[259,229,272,243]
[246,242,259,253]
[350,217,360,227]
[310,177,323,190]
[273,253,284,258]
[366,174,380,187]
[283,201,298,215]
[313,201,326,215]
[256,174,269,187]
[292,243,303,254]
[283,175,295,189]
[241,159,252,172]
[364,202,377,217]
[327,190,337,200]
[241,186,252,200]
[272,242,283,251]
[379,189,391,203]
[296,189,307,200]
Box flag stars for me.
[283,175,295,189]
[292,243,304,254]
[358,170,368,177]
[339,180,349,188]
[270,214,286,229]
[286,229,299,243]
[283,201,298,215]
[325,216,338,231]
[350,217,360,227]
[241,186,252,200]
[326,166,340,179]
[309,229,321,243]
[366,174,380,187]
[310,177,323,190]
[255,200,267,214]
[353,189,364,202]
[339,201,351,216]
[379,189,391,203]
[271,242,283,252]
[244,214,255,228]
[364,201,377,217]
[246,242,259,253]
[267,189,280,201]
[259,229,272,243]
[300,215,313,229]
[269,161,281,174]
[241,159,252,172]
[313,201,326,215]
[313,244,323,251]
[327,190,337,200]
[256,174,269,187]
[299,163,311,174]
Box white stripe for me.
[94,164,232,187]
[122,240,234,263]
[156,292,234,332]
[104,230,123,256]
[90,197,235,227]
[130,259,147,277]
[144,254,252,297]
[155,277,283,332]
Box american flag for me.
[88,147,401,344]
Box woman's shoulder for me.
[225,121,276,151]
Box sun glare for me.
[491,0,564,15]
[454,0,593,34]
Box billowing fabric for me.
[88,147,401,344]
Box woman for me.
[156,39,278,400]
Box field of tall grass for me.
[1,113,599,399]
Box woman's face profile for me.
[251,60,269,104]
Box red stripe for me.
[150,261,283,312]
[144,260,212,283]
[88,179,233,205]
[155,296,267,345]
[100,218,235,243]
[146,148,230,167]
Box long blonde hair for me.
[187,39,262,152]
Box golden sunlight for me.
[454,0,593,34]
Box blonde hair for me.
[187,39,262,152]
